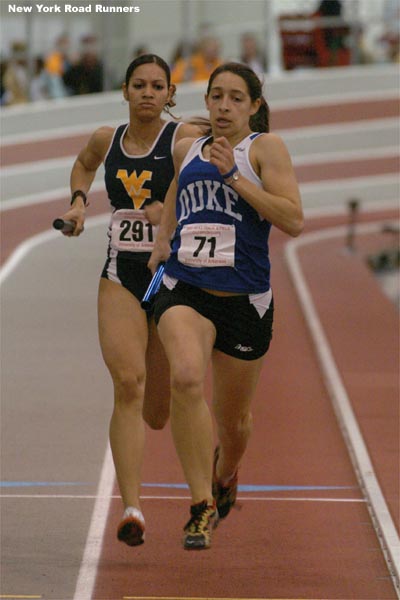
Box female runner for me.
[60,54,205,546]
[149,62,303,550]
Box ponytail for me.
[184,115,212,136]
[250,96,269,133]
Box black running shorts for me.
[154,280,274,361]
[101,257,152,305]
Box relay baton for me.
[141,263,165,311]
[53,218,75,234]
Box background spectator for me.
[170,40,194,68]
[316,0,346,53]
[171,35,222,83]
[30,56,50,101]
[239,32,267,78]
[313,0,351,67]
[63,35,103,95]
[2,41,28,105]
[44,33,70,98]
[0,59,7,105]
[380,0,400,61]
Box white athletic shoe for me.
[117,507,145,546]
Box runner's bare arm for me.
[59,127,114,236]
[70,126,113,199]
[211,134,303,237]
[147,177,178,272]
[148,137,194,272]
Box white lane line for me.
[304,199,398,218]
[1,145,398,178]
[292,146,399,165]
[0,216,113,600]
[1,87,397,146]
[278,116,399,138]
[268,87,398,109]
[1,176,398,214]
[1,120,121,145]
[299,172,399,190]
[73,444,115,600]
[1,86,397,144]
[0,494,366,503]
[0,228,67,287]
[0,216,113,599]
[0,181,105,212]
[1,156,76,176]
[285,222,400,597]
[0,213,109,286]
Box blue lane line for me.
[1,481,357,491]
[141,483,357,492]
[240,484,356,492]
[0,481,85,488]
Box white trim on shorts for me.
[162,274,272,317]
[105,256,122,285]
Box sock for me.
[123,506,145,525]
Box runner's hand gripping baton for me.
[52,218,75,234]
[141,263,165,311]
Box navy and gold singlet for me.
[104,120,181,264]
[101,120,181,299]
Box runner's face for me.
[124,63,171,119]
[205,72,260,137]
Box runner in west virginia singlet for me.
[101,120,182,299]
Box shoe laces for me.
[184,500,214,533]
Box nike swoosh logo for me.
[154,156,166,160]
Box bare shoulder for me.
[253,132,288,152]
[175,119,209,140]
[172,136,197,172]
[89,126,115,152]
[76,125,115,168]
[174,136,197,159]
[80,125,115,163]
[252,132,293,165]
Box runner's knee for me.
[112,368,146,407]
[170,365,203,399]
[216,410,253,439]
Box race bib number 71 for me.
[178,223,235,267]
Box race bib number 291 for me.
[110,209,157,252]
[178,223,235,267]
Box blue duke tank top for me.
[165,133,272,293]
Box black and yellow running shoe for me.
[212,446,238,519]
[183,499,218,550]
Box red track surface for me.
[1,93,398,599]
[89,208,398,600]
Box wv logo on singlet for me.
[116,169,152,209]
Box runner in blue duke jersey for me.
[59,54,206,548]
[149,62,304,550]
